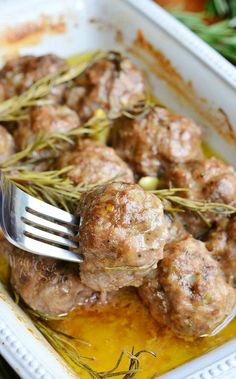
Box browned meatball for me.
[109,106,203,177]
[6,245,109,317]
[206,216,236,287]
[168,157,236,204]
[64,54,146,122]
[0,54,67,101]
[139,236,236,339]
[0,125,15,163]
[77,182,168,292]
[14,105,79,150]
[56,139,134,185]
[166,158,236,237]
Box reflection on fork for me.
[0,172,83,263]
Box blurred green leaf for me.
[172,10,236,62]
[207,0,236,17]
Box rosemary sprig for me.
[5,157,236,217]
[105,260,157,272]
[31,318,100,378]
[0,113,110,212]
[152,188,236,215]
[27,309,155,379]
[172,10,236,61]
[0,110,110,169]
[5,169,128,213]
[166,196,236,215]
[117,100,152,121]
[122,349,156,379]
[0,50,106,122]
[5,167,86,212]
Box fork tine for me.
[26,206,80,231]
[22,217,79,242]
[0,174,84,263]
[23,229,80,252]
[26,194,79,225]
[23,210,78,237]
[22,222,79,249]
[19,235,83,263]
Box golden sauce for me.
[0,253,9,285]
[49,289,236,379]
[201,141,223,160]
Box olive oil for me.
[0,253,9,285]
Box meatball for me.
[56,139,134,185]
[139,236,236,339]
[168,157,236,204]
[206,216,236,287]
[77,182,168,292]
[6,246,108,317]
[166,158,236,237]
[0,54,67,101]
[64,54,146,122]
[14,105,79,150]
[109,106,203,177]
[0,125,15,163]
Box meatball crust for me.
[64,55,146,122]
[7,246,108,317]
[166,157,236,237]
[57,139,134,185]
[77,182,168,292]
[14,105,79,150]
[109,106,203,177]
[0,54,67,101]
[0,125,15,163]
[139,236,236,339]
[206,216,236,287]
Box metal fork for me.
[0,173,83,263]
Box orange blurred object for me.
[155,0,206,11]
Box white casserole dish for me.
[0,0,236,378]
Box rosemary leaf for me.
[6,167,83,211]
[105,260,157,272]
[152,188,236,216]
[166,195,236,215]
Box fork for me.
[0,173,83,263]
